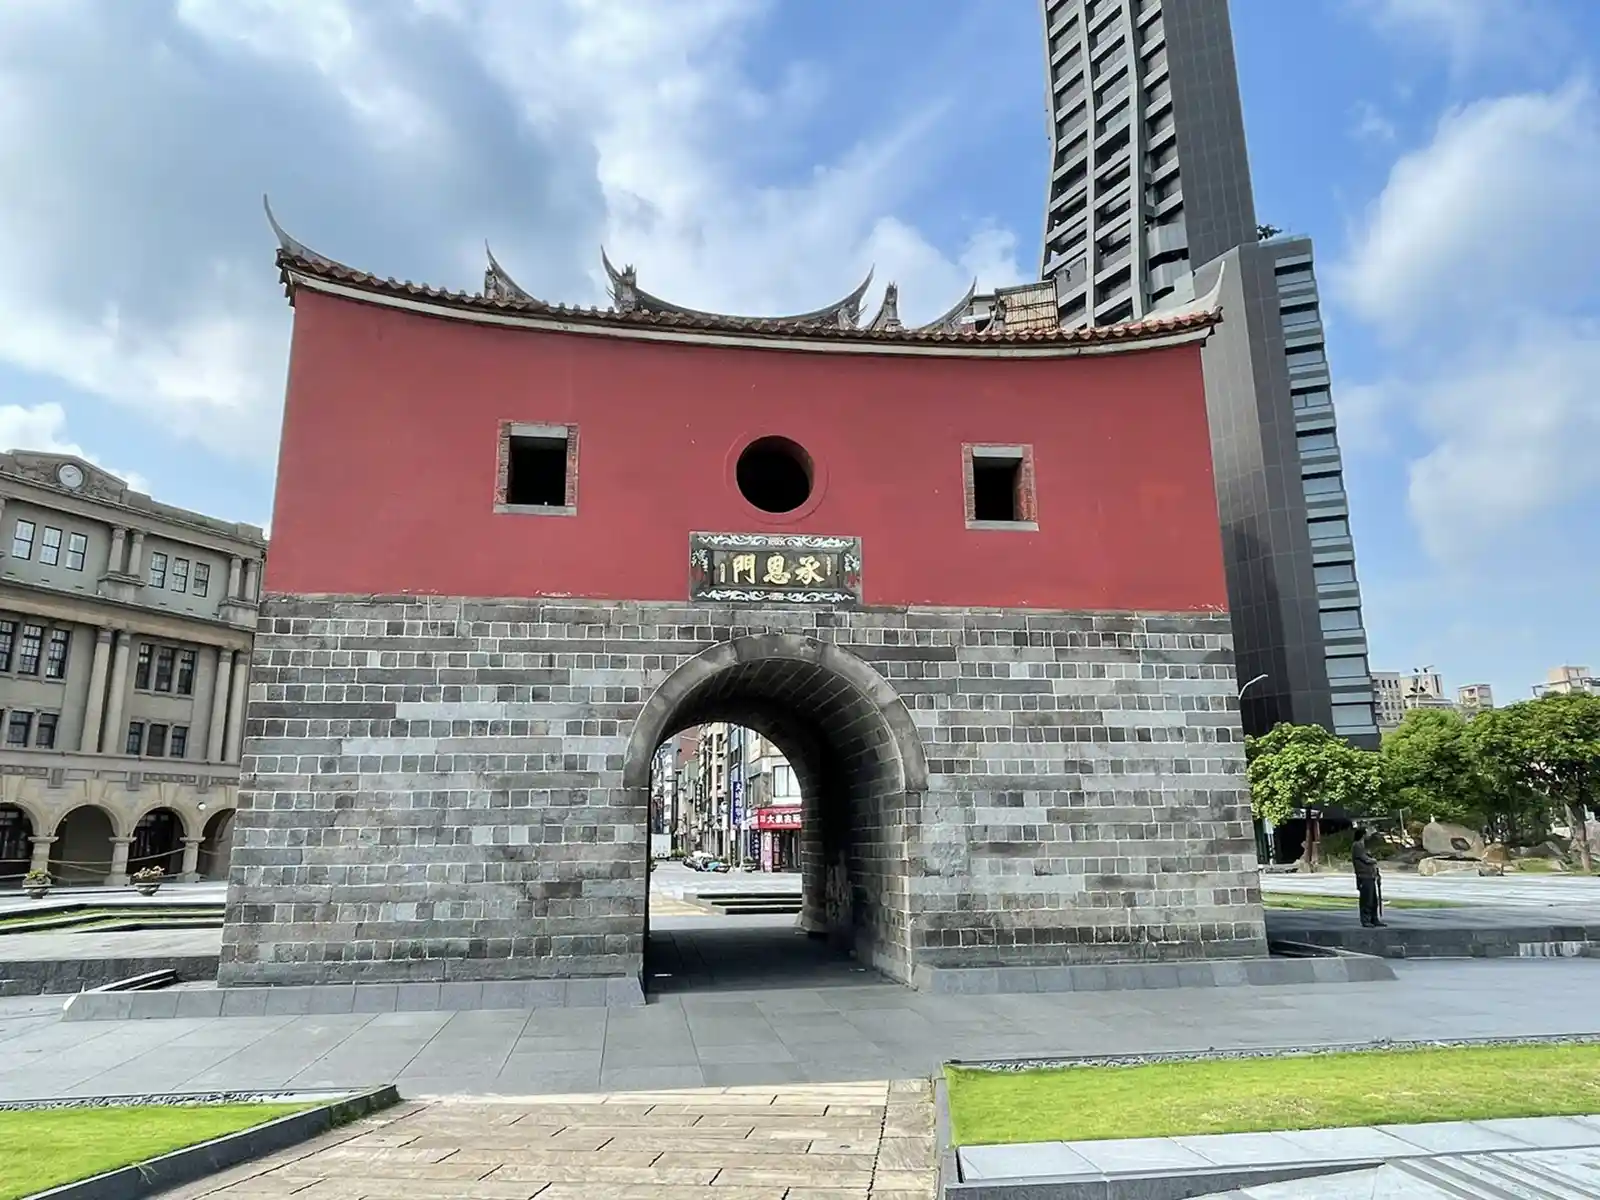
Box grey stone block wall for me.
[218,597,1266,987]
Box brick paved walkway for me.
[155,1079,936,1199]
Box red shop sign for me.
[756,808,802,831]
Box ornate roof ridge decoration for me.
[483,243,534,303]
[263,195,345,272]
[265,210,1221,351]
[865,282,902,332]
[601,248,875,329]
[914,280,979,334]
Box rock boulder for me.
[1418,855,1480,877]
[1422,822,1486,860]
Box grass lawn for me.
[1261,892,1458,911]
[1,1103,309,1200]
[945,1043,1600,1146]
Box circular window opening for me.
[736,437,813,514]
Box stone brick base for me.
[218,596,1267,988]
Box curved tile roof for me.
[264,198,1222,350]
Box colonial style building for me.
[0,452,266,887]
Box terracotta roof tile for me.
[277,250,1219,347]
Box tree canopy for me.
[1245,722,1386,826]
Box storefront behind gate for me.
[757,807,802,872]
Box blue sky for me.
[0,0,1594,700]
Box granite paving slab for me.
[955,1112,1600,1194]
[149,1079,937,1199]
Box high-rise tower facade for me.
[1039,0,1380,746]
[1039,0,1256,325]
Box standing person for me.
[1352,827,1385,928]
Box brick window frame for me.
[962,443,1038,530]
[494,421,580,516]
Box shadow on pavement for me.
[644,913,895,996]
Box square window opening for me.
[506,431,570,507]
[973,454,1025,522]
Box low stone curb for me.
[910,949,1394,996]
[20,1084,400,1200]
[943,1160,1375,1199]
[946,1031,1600,1073]
[0,955,219,998]
[1266,919,1600,960]
[61,975,646,1021]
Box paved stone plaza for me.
[4,952,1600,1101]
[151,1080,936,1199]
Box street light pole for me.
[1239,673,1269,699]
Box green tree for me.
[1468,694,1600,867]
[1382,708,1488,828]
[1245,722,1387,826]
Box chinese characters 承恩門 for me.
[713,550,836,589]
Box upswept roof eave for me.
[278,250,1221,353]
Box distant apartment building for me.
[742,731,802,872]
[1037,0,1378,745]
[1456,683,1495,713]
[0,451,266,887]
[1372,669,1450,731]
[661,722,803,871]
[1537,666,1596,697]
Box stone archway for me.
[129,808,185,878]
[0,804,34,888]
[199,809,237,881]
[623,633,929,983]
[49,806,118,885]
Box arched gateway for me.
[217,211,1268,995]
[623,633,929,979]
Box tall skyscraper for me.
[1038,0,1379,746]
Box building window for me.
[6,711,32,746]
[147,723,169,758]
[192,563,210,596]
[1298,432,1338,454]
[66,533,87,571]
[176,649,196,696]
[35,713,58,749]
[1303,473,1343,498]
[1314,563,1356,587]
[16,625,43,676]
[964,444,1037,527]
[1332,703,1375,730]
[43,630,69,680]
[497,421,578,512]
[1326,654,1368,680]
[39,526,62,566]
[11,520,35,559]
[1308,518,1350,542]
[1286,348,1327,371]
[1320,607,1362,633]
[0,620,12,672]
[170,726,188,759]
[134,643,153,689]
[125,721,144,756]
[148,551,168,588]
[171,558,189,593]
[153,646,176,692]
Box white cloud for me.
[1350,101,1397,144]
[1333,82,1600,336]
[1398,321,1600,560]
[1335,81,1600,566]
[0,0,1021,478]
[0,401,151,494]
[1349,0,1561,72]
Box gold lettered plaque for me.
[688,533,861,606]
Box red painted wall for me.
[267,291,1228,612]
